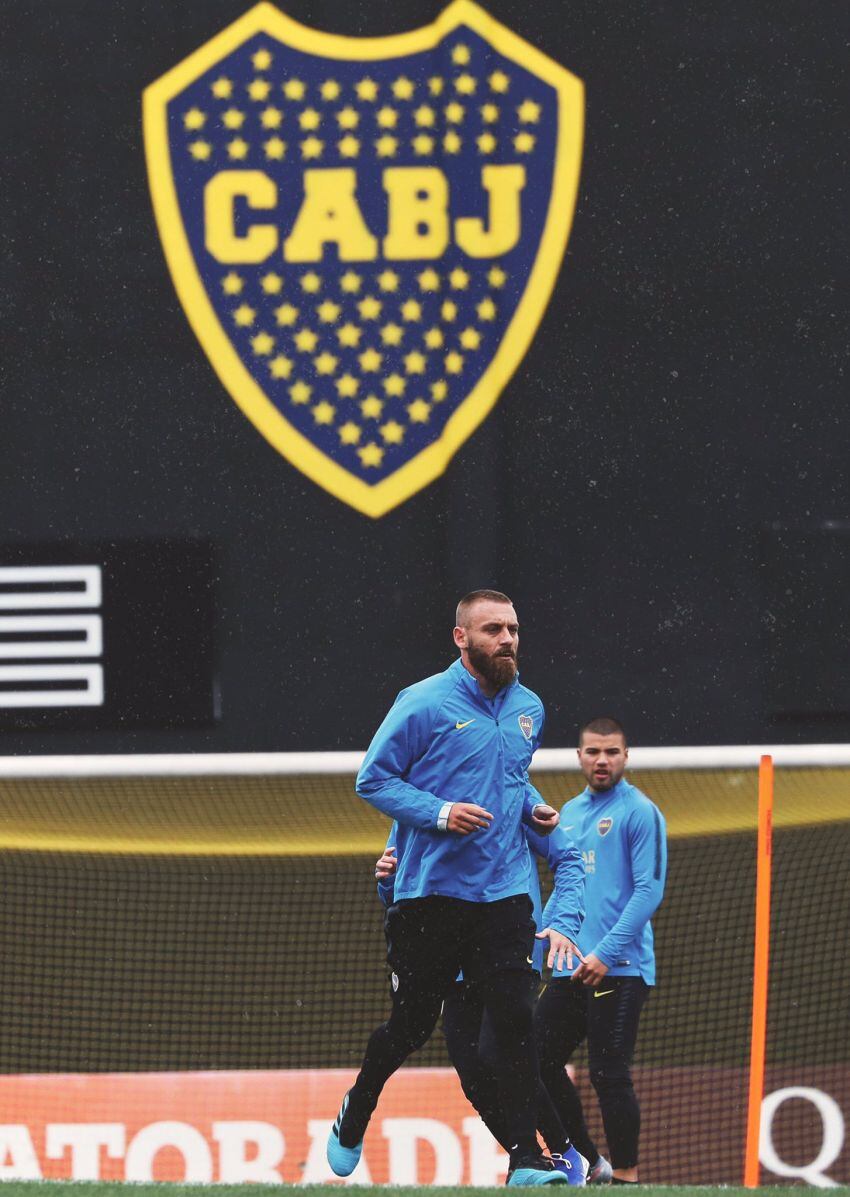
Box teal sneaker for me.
[507,1154,569,1186]
[326,1091,363,1177]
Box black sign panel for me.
[0,1,844,752]
[0,541,216,731]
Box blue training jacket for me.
[378,821,585,971]
[544,777,667,985]
[357,657,547,903]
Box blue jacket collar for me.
[584,777,631,801]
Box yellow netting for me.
[0,765,847,853]
[0,764,846,1184]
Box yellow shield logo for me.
[143,1,583,516]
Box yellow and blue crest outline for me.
[144,1,583,517]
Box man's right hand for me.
[530,803,560,835]
[446,803,494,835]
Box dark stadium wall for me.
[1,0,845,754]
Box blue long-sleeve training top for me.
[378,820,585,970]
[357,656,547,903]
[545,777,667,985]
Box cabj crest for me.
[144,1,583,516]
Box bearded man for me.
[327,590,570,1187]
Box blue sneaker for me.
[507,1154,569,1186]
[326,1091,363,1177]
[551,1147,588,1186]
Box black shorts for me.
[384,893,535,994]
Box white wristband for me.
[436,801,453,832]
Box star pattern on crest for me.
[173,27,555,478]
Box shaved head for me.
[579,716,627,746]
[455,589,513,628]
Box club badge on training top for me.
[144,2,583,517]
[597,817,613,836]
[518,714,534,740]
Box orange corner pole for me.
[743,754,774,1186]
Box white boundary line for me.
[0,744,848,778]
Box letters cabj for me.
[144,1,583,515]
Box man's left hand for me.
[375,846,397,880]
[531,804,559,835]
[536,928,585,974]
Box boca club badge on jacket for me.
[144,2,583,516]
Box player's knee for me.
[589,1059,634,1096]
[459,1069,493,1112]
[387,999,441,1053]
[481,1016,533,1071]
[487,984,534,1036]
[538,1054,566,1086]
[476,1029,502,1073]
[389,1014,434,1054]
[406,1025,434,1052]
[534,1017,561,1065]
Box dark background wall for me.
[1,0,845,754]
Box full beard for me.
[467,643,518,689]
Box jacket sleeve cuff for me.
[520,792,538,826]
[436,801,454,831]
[549,914,582,943]
[593,943,616,968]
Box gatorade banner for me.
[0,1068,503,1185]
[0,1065,847,1185]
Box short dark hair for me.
[455,589,513,627]
[579,716,627,746]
